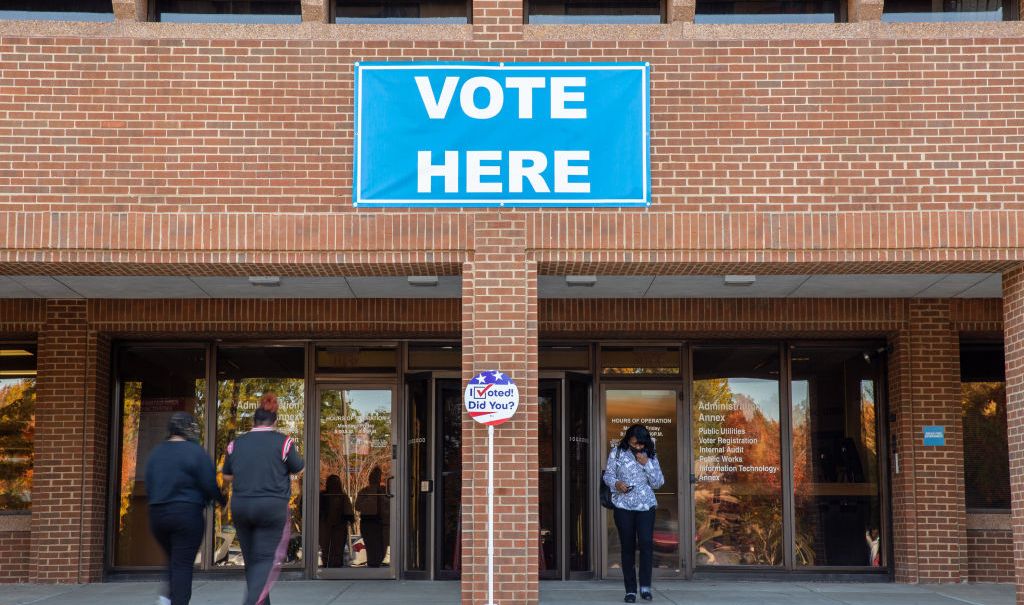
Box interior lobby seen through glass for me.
[154,0,302,23]
[527,0,662,23]
[695,0,839,23]
[334,0,469,23]
[881,0,1008,21]
[0,0,114,21]
[790,345,884,567]
[114,346,208,568]
[961,341,1009,510]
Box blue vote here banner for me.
[354,62,650,207]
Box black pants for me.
[232,497,290,605]
[149,502,205,605]
[613,506,656,595]
[361,519,387,567]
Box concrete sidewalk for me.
[0,580,1014,605]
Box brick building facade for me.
[1,0,1024,603]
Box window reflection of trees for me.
[694,377,785,566]
[319,389,392,550]
[0,378,35,511]
[215,377,305,567]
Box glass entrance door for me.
[601,386,684,579]
[402,374,463,580]
[315,386,397,579]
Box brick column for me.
[889,301,967,583]
[112,0,146,21]
[1002,266,1024,604]
[461,214,538,605]
[31,300,103,582]
[848,0,884,21]
[473,0,523,42]
[301,0,331,22]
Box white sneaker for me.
[157,596,171,605]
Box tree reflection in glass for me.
[693,347,783,567]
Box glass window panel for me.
[695,0,838,22]
[601,346,681,377]
[791,346,884,567]
[539,345,591,371]
[114,346,207,567]
[882,0,1005,21]
[438,381,462,573]
[155,0,302,23]
[334,0,469,23]
[215,346,305,567]
[539,383,559,574]
[605,389,680,573]
[961,342,1009,511]
[407,343,460,370]
[693,346,782,566]
[316,346,398,374]
[567,377,591,572]
[0,344,36,512]
[318,388,394,570]
[0,0,114,21]
[405,377,430,572]
[528,0,662,23]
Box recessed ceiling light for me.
[565,275,598,287]
[723,275,756,286]
[408,276,439,287]
[248,276,281,287]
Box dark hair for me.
[167,411,200,442]
[618,424,656,458]
[325,474,343,494]
[253,406,277,427]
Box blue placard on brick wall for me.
[923,426,945,446]
[353,62,649,208]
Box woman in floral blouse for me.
[603,425,665,603]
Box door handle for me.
[386,475,395,499]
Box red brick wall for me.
[2,30,1024,272]
[0,530,31,582]
[32,300,90,582]
[967,528,1014,583]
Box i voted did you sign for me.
[465,370,519,427]
[354,62,650,208]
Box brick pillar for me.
[80,332,111,582]
[848,0,884,21]
[889,301,967,583]
[301,0,331,22]
[461,215,538,605]
[32,301,96,582]
[112,0,146,21]
[473,0,523,42]
[1002,266,1024,604]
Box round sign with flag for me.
[464,370,519,426]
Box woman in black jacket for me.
[145,411,225,605]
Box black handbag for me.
[600,477,615,509]
[599,449,619,510]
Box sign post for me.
[464,370,520,605]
